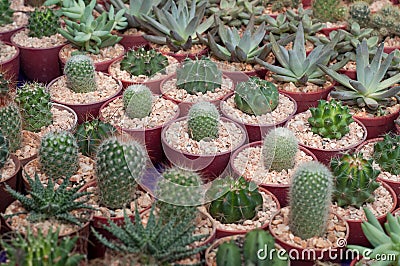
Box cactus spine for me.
[28,8,60,38]
[64,54,97,93]
[122,84,153,119]
[187,101,220,142]
[120,48,169,77]
[373,134,400,175]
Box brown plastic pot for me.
[153,44,209,62]
[220,92,297,142]
[161,117,247,183]
[98,95,180,164]
[319,24,347,36]
[338,69,356,79]
[0,25,25,43]
[302,0,312,7]
[222,68,267,86]
[396,123,400,134]
[229,141,317,208]
[384,46,400,54]
[353,110,400,139]
[117,31,149,50]
[0,41,20,84]
[0,155,21,213]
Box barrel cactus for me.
[373,134,400,175]
[28,8,60,38]
[64,54,97,93]
[216,241,241,266]
[349,1,370,27]
[122,84,153,119]
[0,0,13,26]
[289,161,333,239]
[234,77,279,116]
[187,101,220,142]
[0,130,10,171]
[330,153,380,208]
[120,48,169,77]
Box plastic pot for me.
[338,69,356,79]
[0,41,20,84]
[319,24,347,36]
[0,25,25,43]
[396,123,400,134]
[0,155,21,213]
[353,110,400,139]
[117,31,149,50]
[222,68,267,86]
[155,46,209,62]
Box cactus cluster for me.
[120,48,169,77]
[0,130,9,171]
[308,99,354,140]
[312,0,348,22]
[330,153,381,208]
[370,4,400,38]
[95,136,147,209]
[64,54,97,93]
[373,134,400,175]
[122,84,153,119]
[15,82,53,132]
[28,8,60,38]
[176,58,223,95]
[349,1,370,28]
[289,161,333,239]
[234,77,279,116]
[0,0,13,26]
[187,101,220,142]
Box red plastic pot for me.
[220,92,297,142]
[222,68,267,86]
[319,24,347,36]
[161,116,247,183]
[154,45,209,62]
[0,25,25,43]
[396,123,400,134]
[302,0,312,7]
[230,141,317,207]
[384,46,400,54]
[117,31,149,50]
[353,110,400,139]
[98,95,180,165]
[0,155,21,214]
[338,69,356,79]
[0,41,19,83]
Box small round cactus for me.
[28,8,60,38]
[120,48,169,77]
[262,127,299,172]
[0,130,10,170]
[187,102,220,142]
[122,85,153,119]
[373,134,400,175]
[349,1,370,27]
[64,54,97,93]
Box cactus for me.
[0,130,9,171]
[176,57,223,95]
[209,176,263,224]
[312,0,348,22]
[187,101,220,142]
[234,77,279,116]
[122,84,153,119]
[216,241,242,266]
[64,54,97,93]
[349,1,370,28]
[15,82,53,132]
[28,8,60,38]
[0,0,13,26]
[308,99,354,140]
[289,161,333,239]
[373,134,400,175]
[95,135,147,209]
[39,131,79,180]
[330,153,381,208]
[120,48,169,77]
[262,127,299,172]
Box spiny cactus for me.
[15,82,53,133]
[349,1,370,28]
[64,54,97,93]
[120,48,169,77]
[0,0,13,26]
[187,101,220,142]
[0,130,9,171]
[262,127,299,172]
[373,134,400,175]
[330,153,381,208]
[234,77,279,116]
[95,135,147,209]
[289,161,333,239]
[28,8,60,38]
[209,176,263,224]
[308,99,354,140]
[122,84,153,119]
[216,241,241,266]
[176,57,223,95]
[38,131,79,180]
[312,0,348,22]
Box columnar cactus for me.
[28,8,60,38]
[120,48,169,77]
[0,0,13,26]
[234,77,279,116]
[187,102,220,142]
[176,57,223,95]
[289,161,333,239]
[95,135,147,209]
[262,127,299,172]
[64,54,97,93]
[330,153,380,208]
[0,130,10,171]
[308,99,354,140]
[122,85,153,119]
[349,1,370,27]
[373,134,400,175]
[15,82,53,132]
[216,241,241,266]
[39,131,79,180]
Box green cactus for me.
[289,161,333,239]
[27,8,60,38]
[330,153,381,208]
[373,134,400,175]
[187,101,220,142]
[308,99,354,140]
[39,131,79,180]
[209,176,263,224]
[120,48,169,77]
[64,54,97,93]
[0,0,13,26]
[312,0,347,22]
[234,77,279,116]
[95,135,147,209]
[371,13,385,28]
[0,130,9,171]
[15,82,53,133]
[216,241,242,266]
[122,84,153,119]
[349,1,370,28]
[176,57,223,95]
[262,127,299,172]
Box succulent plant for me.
[349,1,370,28]
[120,48,169,77]
[0,130,9,172]
[95,135,147,209]
[0,0,13,26]
[15,82,53,133]
[38,131,79,180]
[234,77,279,115]
[64,54,97,93]
[263,13,291,42]
[187,101,220,142]
[262,127,299,172]
[216,241,242,266]
[312,0,347,23]
[370,4,400,39]
[289,161,333,239]
[373,134,400,176]
[330,153,381,208]
[122,84,153,119]
[27,8,60,38]
[209,176,263,224]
